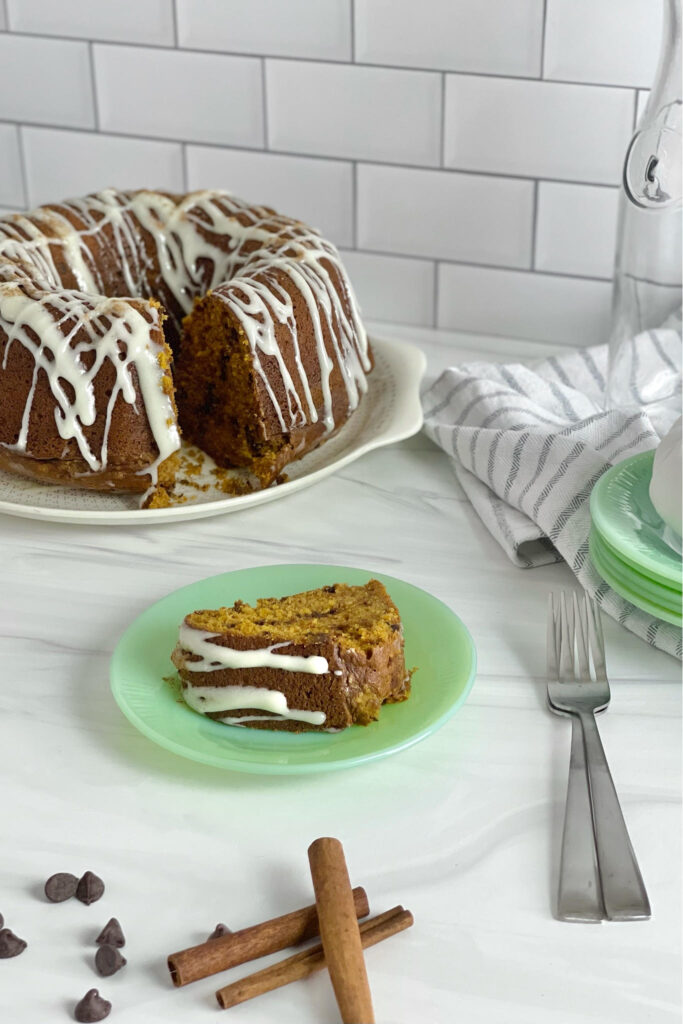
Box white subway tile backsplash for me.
[0,3,641,338]
[544,0,661,89]
[6,0,175,46]
[437,264,612,345]
[177,0,351,60]
[339,249,435,326]
[0,35,94,128]
[444,75,634,184]
[186,147,353,247]
[355,0,544,77]
[94,45,263,147]
[0,124,24,206]
[357,164,534,267]
[267,61,441,166]
[535,182,619,280]
[22,128,184,207]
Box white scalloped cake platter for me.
[0,336,426,525]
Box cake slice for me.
[171,580,411,732]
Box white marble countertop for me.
[1,323,680,1024]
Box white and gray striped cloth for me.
[422,323,682,660]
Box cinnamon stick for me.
[308,837,375,1024]
[167,886,369,987]
[216,906,413,1010]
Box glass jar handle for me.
[623,118,683,210]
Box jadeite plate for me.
[589,530,682,626]
[590,451,683,588]
[590,529,682,613]
[0,335,425,526]
[110,565,477,774]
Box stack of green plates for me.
[589,451,682,626]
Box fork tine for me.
[573,593,591,680]
[585,595,608,682]
[547,594,558,681]
[558,592,574,682]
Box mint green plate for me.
[110,564,477,774]
[589,530,682,626]
[591,530,682,612]
[590,529,682,617]
[590,451,682,588]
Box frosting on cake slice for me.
[171,580,411,732]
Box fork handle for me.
[578,711,651,921]
[557,714,604,922]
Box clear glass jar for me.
[607,0,682,412]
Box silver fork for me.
[547,592,603,922]
[547,592,651,922]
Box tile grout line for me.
[540,0,548,78]
[88,41,100,131]
[338,246,440,266]
[0,29,649,93]
[261,58,269,148]
[350,0,355,61]
[433,261,440,327]
[351,160,358,249]
[530,180,540,270]
[347,245,616,284]
[15,123,29,208]
[181,143,189,191]
[539,0,549,78]
[171,0,179,47]
[424,255,614,284]
[0,118,626,190]
[439,72,446,167]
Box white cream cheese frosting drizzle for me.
[0,287,179,474]
[217,715,331,727]
[181,683,326,727]
[0,188,370,482]
[177,623,329,674]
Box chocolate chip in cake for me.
[76,872,105,906]
[208,923,232,940]
[74,989,111,1022]
[0,928,27,958]
[95,944,126,977]
[95,919,125,948]
[44,872,79,903]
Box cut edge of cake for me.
[170,580,412,733]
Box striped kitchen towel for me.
[422,324,682,659]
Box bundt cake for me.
[171,580,412,732]
[0,189,371,500]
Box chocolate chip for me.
[44,872,79,903]
[74,989,111,1022]
[323,585,337,593]
[0,928,27,958]
[95,944,126,977]
[76,872,105,906]
[95,919,125,948]
[208,923,231,940]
